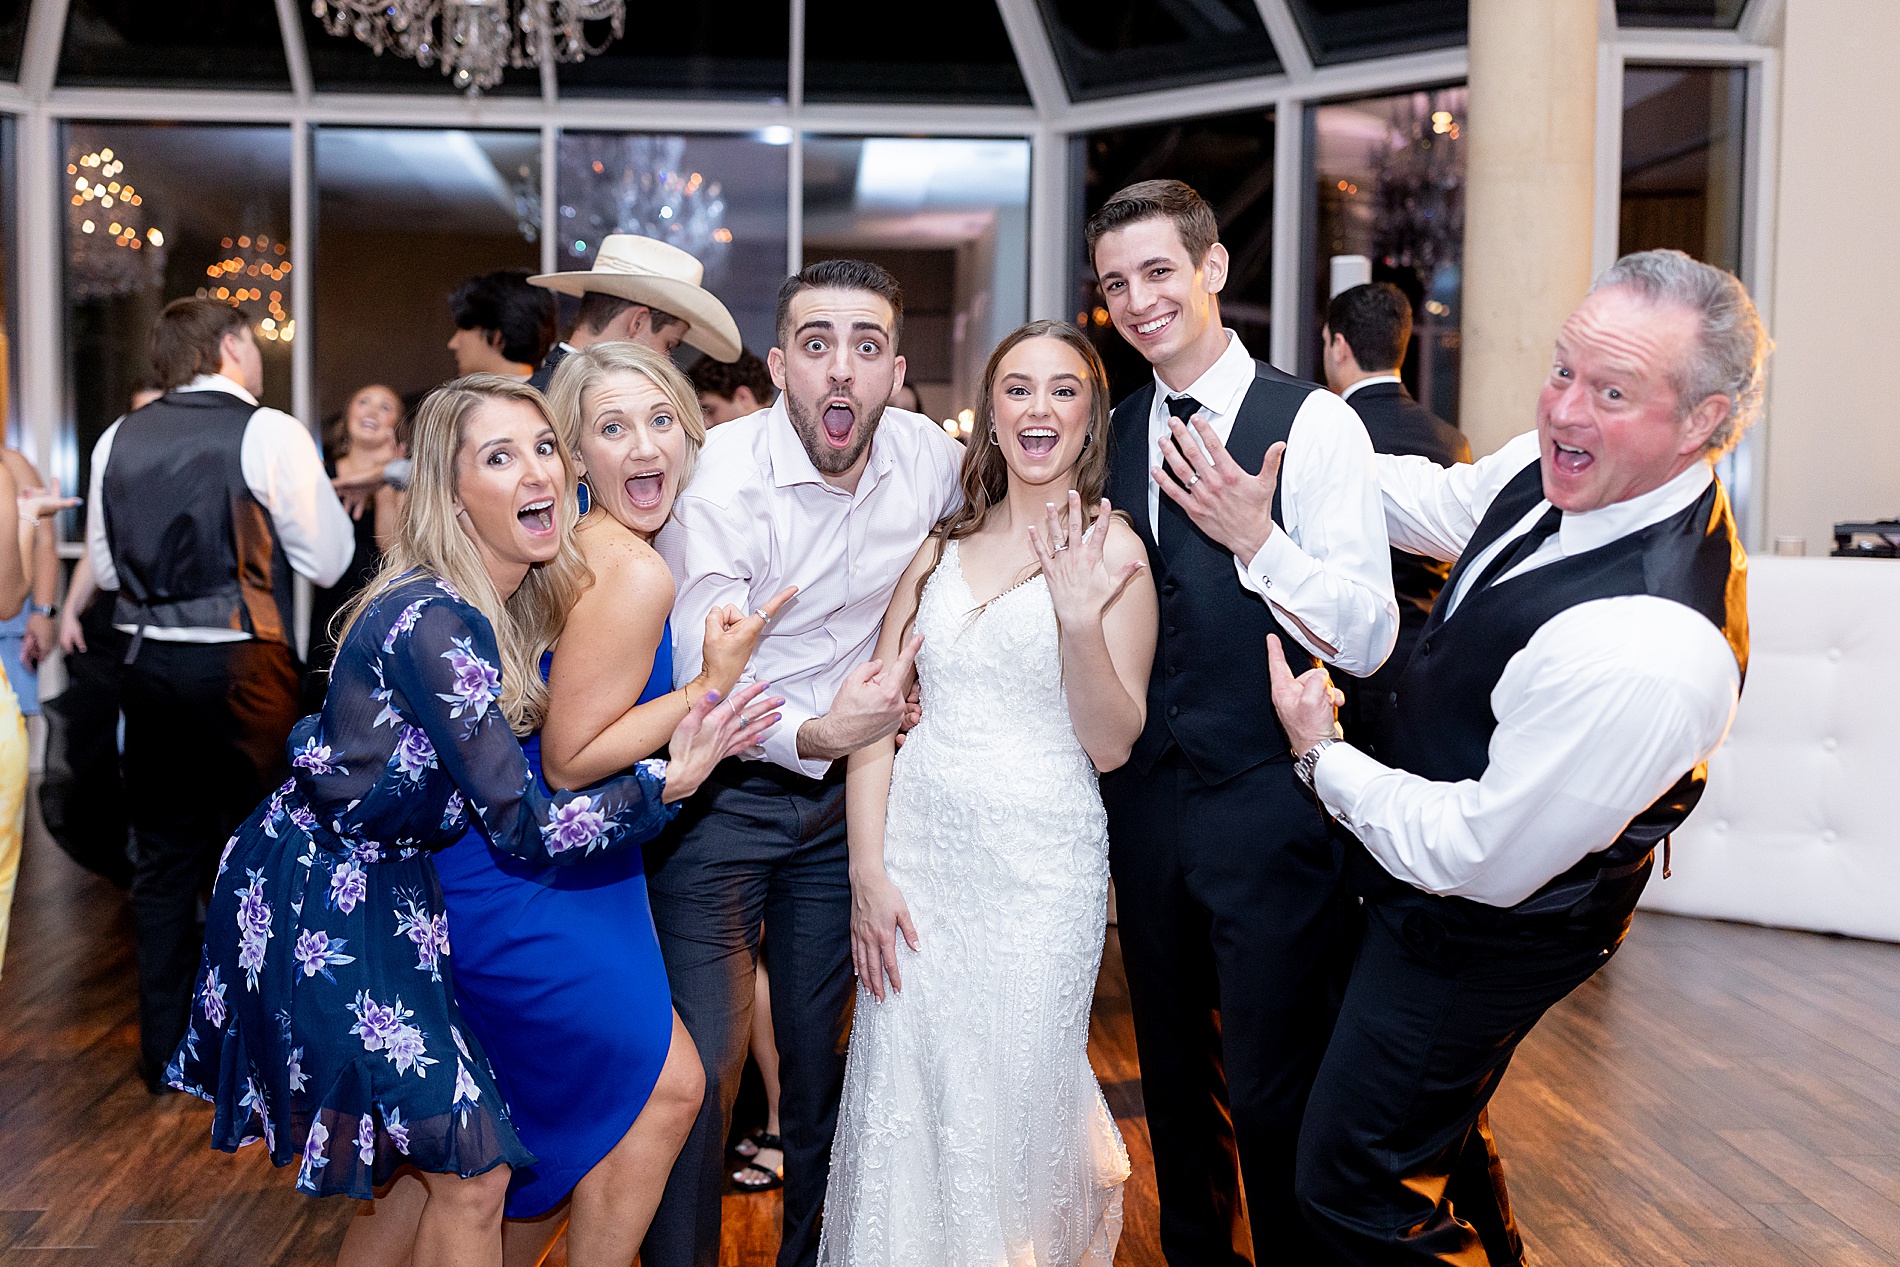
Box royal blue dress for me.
[434,624,678,1217]
[165,572,680,1199]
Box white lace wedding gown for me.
[819,540,1129,1267]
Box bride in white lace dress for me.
[818,322,1158,1266]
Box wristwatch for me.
[28,602,54,618]
[1293,735,1342,790]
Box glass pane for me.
[556,3,788,99]
[58,0,291,89]
[0,0,29,82]
[315,128,541,421]
[301,9,542,94]
[1035,0,1280,103]
[59,123,294,524]
[1615,0,1746,29]
[1620,65,1747,275]
[1307,86,1467,426]
[1076,109,1275,403]
[805,2,1028,105]
[1286,0,1466,66]
[803,136,1030,424]
[555,131,788,360]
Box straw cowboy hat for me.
[529,234,742,363]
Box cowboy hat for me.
[529,234,742,363]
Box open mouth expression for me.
[516,496,555,538]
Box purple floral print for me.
[291,737,347,776]
[393,896,449,981]
[382,598,429,652]
[392,724,438,782]
[436,636,501,725]
[383,1105,411,1155]
[286,1046,308,1093]
[328,860,369,914]
[543,795,609,856]
[296,1119,330,1192]
[200,966,228,1028]
[452,1059,482,1127]
[236,870,273,991]
[440,789,465,831]
[348,991,437,1077]
[293,929,356,982]
[356,1112,376,1166]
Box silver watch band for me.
[1294,735,1341,790]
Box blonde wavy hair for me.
[545,341,709,500]
[333,374,590,735]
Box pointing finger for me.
[755,585,799,620]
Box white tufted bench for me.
[1638,556,1900,941]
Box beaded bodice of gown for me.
[820,539,1126,1266]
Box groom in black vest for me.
[1272,249,1761,1263]
[1091,180,1398,1264]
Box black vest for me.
[1107,363,1320,785]
[1377,458,1749,914]
[101,390,295,647]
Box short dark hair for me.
[150,298,249,390]
[574,290,684,338]
[1325,282,1413,372]
[775,258,904,350]
[1085,179,1220,267]
[449,269,557,365]
[690,349,774,404]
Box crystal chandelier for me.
[555,135,733,275]
[311,0,626,95]
[66,144,167,300]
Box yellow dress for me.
[0,662,27,978]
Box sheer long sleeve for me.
[383,595,677,864]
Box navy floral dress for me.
[165,571,678,1199]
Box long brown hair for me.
[332,375,591,735]
[905,320,1115,634]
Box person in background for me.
[889,382,926,415]
[0,444,63,717]
[88,298,356,1091]
[692,350,776,428]
[41,385,158,890]
[526,234,743,392]
[1321,282,1471,756]
[0,468,81,976]
[306,383,406,710]
[449,268,557,381]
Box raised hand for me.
[697,585,798,697]
[1154,415,1285,563]
[1028,491,1145,632]
[1266,633,1343,758]
[662,681,785,803]
[797,634,923,763]
[850,866,919,1002]
[18,487,79,522]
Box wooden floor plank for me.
[7,799,1899,1266]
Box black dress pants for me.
[1102,750,1349,1266]
[1295,862,1653,1265]
[642,761,855,1267]
[121,638,300,1080]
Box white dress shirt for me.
[658,399,964,777]
[1338,374,1404,402]
[86,373,356,642]
[1145,331,1397,675]
[1311,432,1744,907]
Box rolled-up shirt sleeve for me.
[242,408,355,587]
[86,421,122,591]
[1236,390,1397,677]
[1311,595,1742,907]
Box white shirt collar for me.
[1557,457,1716,557]
[1340,374,1403,402]
[1153,329,1255,419]
[178,372,259,407]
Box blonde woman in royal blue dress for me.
[820,321,1157,1265]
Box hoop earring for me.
[576,478,591,516]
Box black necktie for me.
[1466,504,1564,599]
[1157,395,1205,561]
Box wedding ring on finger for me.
[1052,542,1070,553]
[1187,473,1201,488]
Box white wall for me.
[1763,0,1900,553]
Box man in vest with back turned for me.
[1272,249,1761,1264]
[1089,179,1398,1265]
[88,297,354,1092]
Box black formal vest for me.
[1107,363,1320,785]
[101,390,295,648]
[1376,458,1749,914]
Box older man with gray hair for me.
[1269,249,1766,1265]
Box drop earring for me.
[576,478,591,516]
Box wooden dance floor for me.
[6,794,1900,1266]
